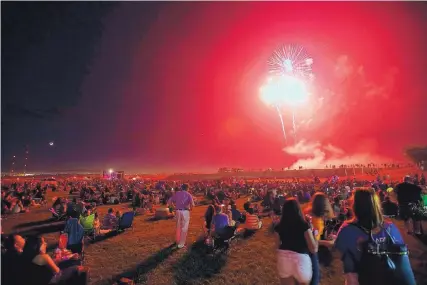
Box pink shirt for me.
[168,191,194,210]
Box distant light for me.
[109,169,113,173]
[49,141,54,146]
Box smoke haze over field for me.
[284,140,393,169]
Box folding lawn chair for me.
[212,226,239,252]
[63,218,85,256]
[117,211,135,232]
[79,214,97,241]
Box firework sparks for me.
[267,45,314,81]
[260,44,314,145]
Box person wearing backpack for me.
[335,187,416,285]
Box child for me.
[116,210,122,222]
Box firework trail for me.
[260,45,313,145]
[266,44,313,142]
[275,105,287,142]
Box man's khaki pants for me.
[176,210,190,246]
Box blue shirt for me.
[213,213,229,232]
[335,221,405,273]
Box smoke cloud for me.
[333,54,399,99]
[283,140,392,169]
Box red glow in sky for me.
[42,2,427,172]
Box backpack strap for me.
[351,222,398,245]
[349,222,374,242]
[380,222,398,245]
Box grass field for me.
[2,189,427,285]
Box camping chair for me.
[79,214,97,241]
[210,226,238,253]
[117,211,135,232]
[63,218,85,258]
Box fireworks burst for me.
[261,44,314,145]
[267,45,314,81]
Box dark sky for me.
[2,2,427,173]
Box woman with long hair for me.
[22,236,88,285]
[304,192,335,244]
[303,192,335,285]
[335,187,416,285]
[274,198,318,285]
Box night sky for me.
[2,2,427,173]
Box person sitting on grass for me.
[212,205,236,240]
[66,198,79,218]
[231,204,245,224]
[204,203,215,235]
[115,210,122,222]
[2,234,26,285]
[12,199,27,214]
[22,236,89,285]
[1,191,12,215]
[79,208,100,236]
[51,198,67,219]
[101,208,118,231]
[223,198,233,221]
[245,207,262,230]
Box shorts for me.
[277,249,312,283]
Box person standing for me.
[168,183,195,248]
[395,175,423,235]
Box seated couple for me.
[209,205,237,240]
[98,208,122,234]
[78,208,119,236]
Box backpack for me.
[350,223,415,285]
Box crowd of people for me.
[1,171,426,285]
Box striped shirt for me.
[245,213,260,230]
